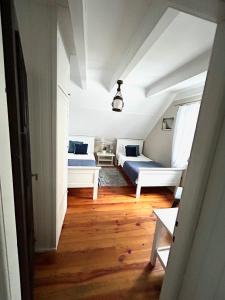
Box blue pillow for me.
[68,141,83,153]
[75,143,88,155]
[125,145,138,157]
[68,140,75,153]
[73,141,84,153]
[127,145,140,156]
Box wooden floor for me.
[34,186,173,300]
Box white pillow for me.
[118,144,126,155]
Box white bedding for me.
[118,153,151,167]
[68,153,95,161]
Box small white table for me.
[96,152,115,166]
[150,208,178,270]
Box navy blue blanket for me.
[123,161,163,184]
[68,159,96,167]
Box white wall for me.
[56,22,70,246]
[69,80,173,139]
[0,16,21,299]
[15,0,58,251]
[15,0,71,251]
[144,104,178,166]
[57,20,70,93]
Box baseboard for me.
[35,247,56,253]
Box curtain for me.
[171,102,200,168]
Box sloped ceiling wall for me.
[65,1,216,140]
[69,80,174,139]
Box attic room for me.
[1,0,225,300]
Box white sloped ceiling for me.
[60,0,216,139]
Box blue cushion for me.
[68,140,74,153]
[68,141,83,153]
[73,141,84,153]
[75,143,88,154]
[125,145,138,157]
[127,145,140,156]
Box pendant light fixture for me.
[112,80,124,112]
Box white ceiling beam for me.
[70,55,83,89]
[57,6,76,60]
[107,1,178,91]
[68,0,87,89]
[145,50,211,97]
[108,0,225,92]
[168,0,225,23]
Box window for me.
[172,102,200,168]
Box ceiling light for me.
[112,80,124,112]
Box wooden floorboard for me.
[34,186,173,300]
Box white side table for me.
[150,208,178,270]
[96,152,115,167]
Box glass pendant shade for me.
[112,95,123,112]
[112,80,124,112]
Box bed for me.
[116,139,184,198]
[67,136,100,200]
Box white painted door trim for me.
[179,97,225,300]
[0,189,11,300]
[160,21,225,300]
[56,86,69,246]
[0,14,21,299]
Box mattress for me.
[123,160,163,184]
[117,153,151,167]
[68,153,96,168]
[68,153,95,160]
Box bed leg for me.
[93,169,99,200]
[136,184,141,198]
[93,186,98,200]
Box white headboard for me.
[68,135,95,154]
[116,139,144,155]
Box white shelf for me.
[96,152,115,167]
[99,158,113,161]
[97,152,115,157]
[157,246,171,270]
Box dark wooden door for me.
[0,0,34,299]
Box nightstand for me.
[96,152,115,166]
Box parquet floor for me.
[34,185,173,300]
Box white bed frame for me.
[116,139,184,198]
[67,136,100,200]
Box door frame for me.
[0,0,34,299]
[160,20,225,300]
[0,11,21,300]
